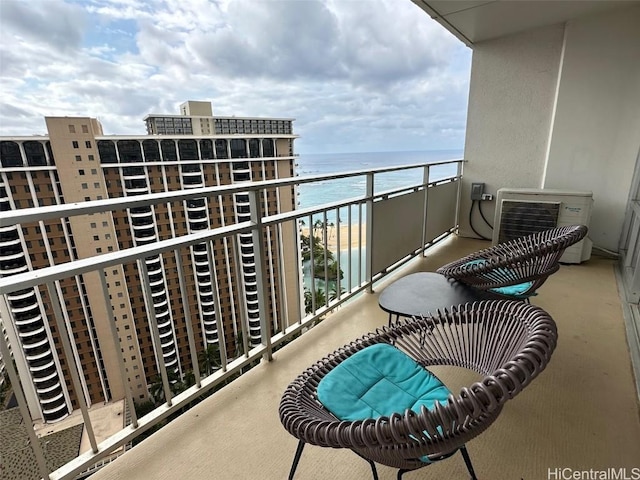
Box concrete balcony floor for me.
[91,235,640,480]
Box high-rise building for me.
[0,102,299,423]
[144,100,294,136]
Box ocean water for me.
[297,150,463,290]
[296,150,462,211]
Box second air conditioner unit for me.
[493,188,593,264]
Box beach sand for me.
[301,224,366,250]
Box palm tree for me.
[234,330,245,359]
[0,373,9,407]
[183,370,196,388]
[304,287,327,314]
[198,344,221,376]
[328,221,335,243]
[148,369,186,405]
[312,256,343,281]
[328,284,346,301]
[313,219,330,246]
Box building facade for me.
[0,103,299,423]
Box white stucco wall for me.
[460,5,640,252]
[543,6,640,251]
[460,24,565,239]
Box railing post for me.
[421,165,430,256]
[173,249,202,386]
[98,269,139,428]
[231,237,250,358]
[0,295,51,480]
[248,189,272,362]
[46,281,99,453]
[138,259,173,407]
[347,206,353,292]
[335,207,342,302]
[308,213,316,314]
[206,240,228,370]
[365,172,374,293]
[323,210,329,299]
[455,160,464,234]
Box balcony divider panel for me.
[371,190,425,273]
[425,179,459,243]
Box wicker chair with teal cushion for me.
[279,300,557,479]
[436,225,588,299]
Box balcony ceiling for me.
[413,0,640,46]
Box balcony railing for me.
[0,159,463,480]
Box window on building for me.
[82,125,89,133]
[97,141,117,163]
[178,139,198,160]
[85,141,92,148]
[248,138,260,158]
[142,140,160,161]
[214,139,228,159]
[72,141,79,148]
[117,140,143,162]
[0,141,22,167]
[230,139,247,158]
[82,183,88,189]
[88,154,95,161]
[262,139,275,157]
[69,125,76,133]
[79,169,85,175]
[24,141,47,166]
[200,139,214,159]
[160,140,178,161]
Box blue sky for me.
[0,0,472,154]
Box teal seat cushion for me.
[316,344,450,422]
[489,282,534,296]
[465,259,534,298]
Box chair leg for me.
[368,460,379,480]
[397,468,410,479]
[459,445,478,480]
[288,440,306,480]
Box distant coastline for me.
[296,150,462,213]
[300,224,365,251]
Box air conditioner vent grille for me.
[498,200,560,243]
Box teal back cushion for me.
[316,343,450,422]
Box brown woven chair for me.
[436,225,588,299]
[279,300,557,479]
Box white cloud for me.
[0,0,471,153]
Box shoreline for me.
[300,224,367,251]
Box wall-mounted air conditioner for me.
[493,188,593,264]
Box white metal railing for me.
[0,159,463,480]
